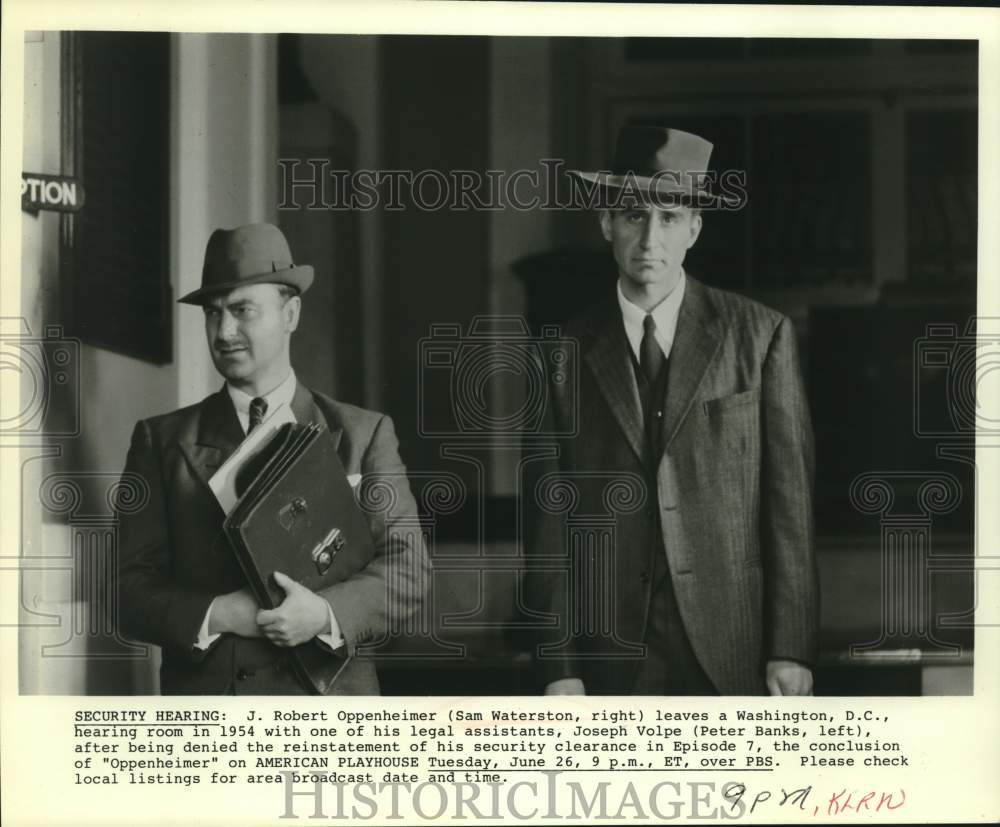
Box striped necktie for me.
[248,397,268,433]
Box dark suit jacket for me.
[525,277,818,695]
[116,381,430,695]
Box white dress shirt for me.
[194,369,345,653]
[616,271,686,363]
[226,368,298,434]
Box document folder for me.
[222,422,376,693]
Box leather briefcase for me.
[223,423,376,693]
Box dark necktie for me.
[640,314,666,462]
[248,397,268,433]
[640,314,664,386]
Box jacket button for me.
[639,571,650,585]
[236,669,251,681]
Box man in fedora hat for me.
[525,127,817,696]
[116,222,430,694]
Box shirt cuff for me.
[316,604,345,651]
[193,598,222,651]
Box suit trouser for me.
[631,519,717,696]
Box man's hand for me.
[766,659,813,696]
[544,678,586,696]
[256,572,330,648]
[208,588,262,638]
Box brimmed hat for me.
[178,222,314,305]
[570,126,739,209]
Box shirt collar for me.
[616,271,686,361]
[227,369,298,426]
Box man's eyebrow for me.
[203,298,257,313]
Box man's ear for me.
[686,210,703,250]
[284,295,302,333]
[599,209,613,243]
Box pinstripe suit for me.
[525,276,818,695]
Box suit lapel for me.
[180,385,245,491]
[584,303,646,466]
[290,381,322,427]
[291,381,343,452]
[659,277,722,454]
[180,379,345,493]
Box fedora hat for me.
[570,126,739,209]
[178,222,314,305]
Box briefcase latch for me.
[279,497,309,531]
[310,527,345,575]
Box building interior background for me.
[18,32,977,696]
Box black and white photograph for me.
[3,2,999,825]
[15,28,979,698]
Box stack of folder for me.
[221,422,375,693]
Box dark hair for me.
[276,284,300,303]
